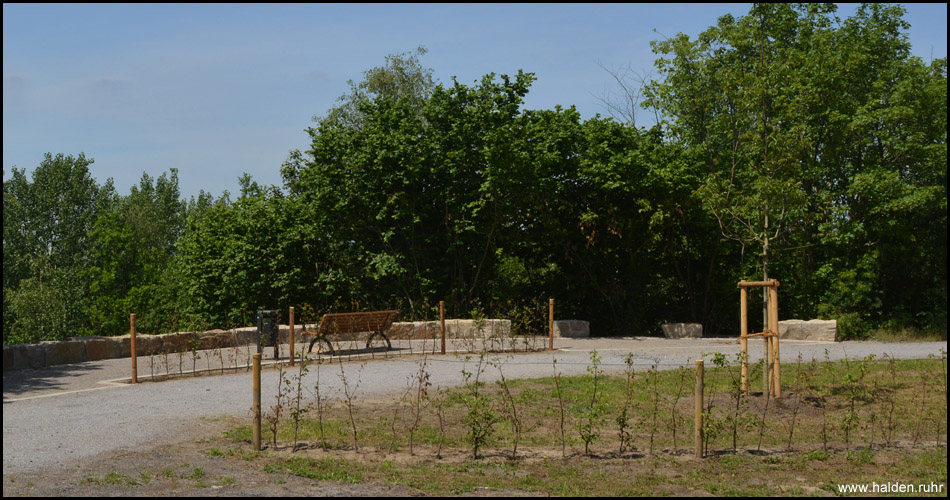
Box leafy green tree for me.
[84,170,187,335]
[3,153,109,342]
[644,3,946,335]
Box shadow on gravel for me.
[3,362,111,400]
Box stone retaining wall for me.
[2,319,519,371]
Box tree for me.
[3,153,109,342]
[644,3,946,335]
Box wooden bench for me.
[303,310,399,355]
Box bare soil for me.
[2,416,428,497]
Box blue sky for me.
[4,3,947,200]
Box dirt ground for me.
[2,415,430,497]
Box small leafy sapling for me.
[460,353,498,459]
[576,350,606,457]
[616,353,636,455]
[552,357,567,457]
[337,357,365,452]
[492,356,523,458]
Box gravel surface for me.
[3,337,946,479]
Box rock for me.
[44,340,85,365]
[778,319,837,342]
[84,337,120,361]
[553,320,590,338]
[661,323,703,339]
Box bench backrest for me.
[316,310,399,335]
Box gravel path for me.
[3,337,946,476]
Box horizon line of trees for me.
[3,4,946,345]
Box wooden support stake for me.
[695,359,704,458]
[440,301,446,355]
[762,289,775,397]
[740,287,748,394]
[253,353,261,451]
[130,313,137,384]
[770,285,780,398]
[289,306,295,367]
[548,298,554,351]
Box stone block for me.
[44,340,86,366]
[232,327,258,345]
[158,333,189,354]
[388,322,415,340]
[778,319,837,342]
[553,320,590,338]
[417,321,442,339]
[85,337,120,361]
[202,331,233,349]
[3,346,12,372]
[10,344,46,370]
[119,334,164,357]
[661,323,703,339]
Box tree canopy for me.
[4,4,946,344]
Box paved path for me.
[3,336,946,475]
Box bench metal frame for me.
[304,310,399,355]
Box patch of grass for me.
[266,456,363,483]
[82,471,137,486]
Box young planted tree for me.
[460,354,499,459]
[577,350,607,456]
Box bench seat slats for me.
[305,310,399,355]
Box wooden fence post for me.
[548,298,554,351]
[130,313,137,384]
[289,306,295,367]
[440,301,446,355]
[253,353,261,451]
[695,359,704,458]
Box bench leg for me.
[366,331,392,351]
[307,336,335,356]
